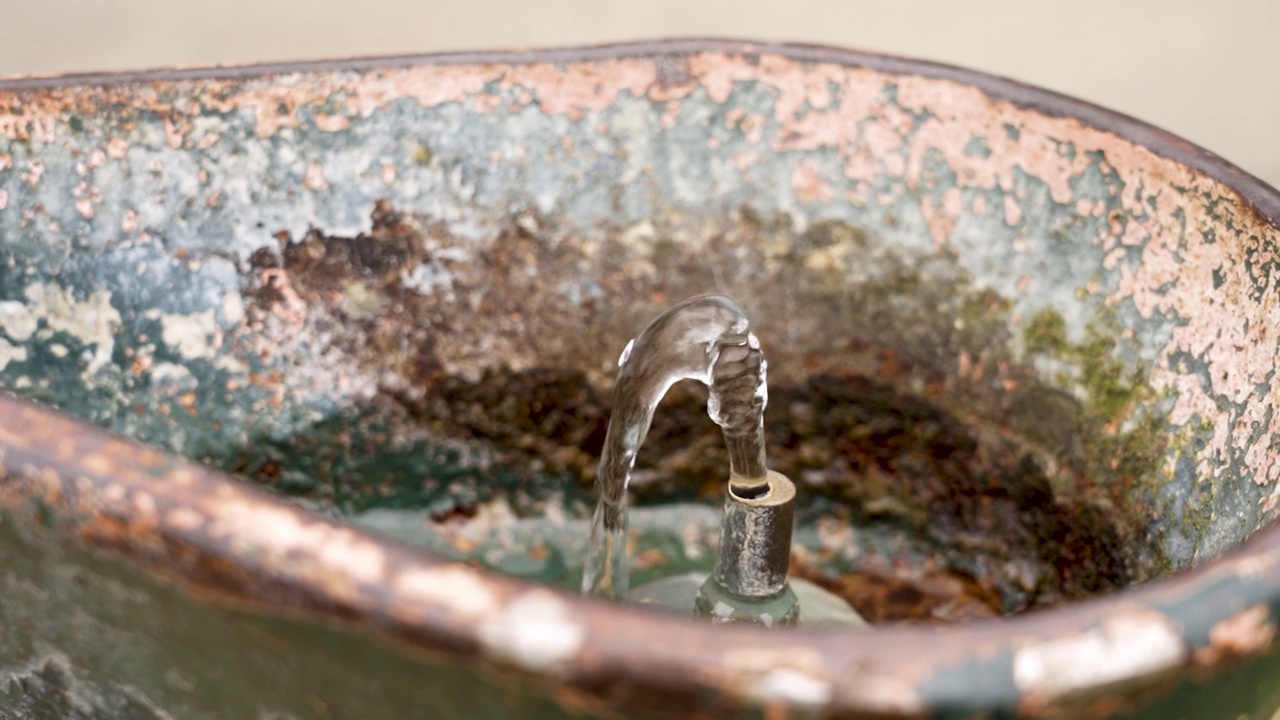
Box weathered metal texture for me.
[0,39,1278,718]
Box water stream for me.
[582,294,769,599]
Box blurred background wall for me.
[1,0,1276,188]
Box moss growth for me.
[1022,307,1149,422]
[1019,305,1194,578]
[1024,308,1068,355]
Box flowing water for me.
[582,294,770,599]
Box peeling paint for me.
[748,668,833,707]
[1194,604,1278,667]
[0,301,37,342]
[1014,609,1187,702]
[394,566,501,621]
[159,310,220,360]
[149,362,196,388]
[479,591,585,672]
[0,338,27,372]
[21,283,121,376]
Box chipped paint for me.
[748,668,833,707]
[0,338,26,372]
[479,591,585,672]
[1014,608,1187,702]
[0,301,36,342]
[21,282,120,376]
[159,309,220,360]
[394,565,501,621]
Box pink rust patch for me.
[303,162,327,191]
[30,116,56,143]
[21,159,43,188]
[863,124,905,179]
[189,66,497,137]
[1194,604,1278,666]
[163,116,188,149]
[842,147,880,185]
[469,91,502,114]
[313,113,351,132]
[724,108,767,144]
[258,268,308,332]
[0,190,7,211]
[106,137,129,159]
[1003,195,1023,226]
[730,149,760,171]
[921,192,959,247]
[941,188,963,219]
[688,52,847,124]
[897,78,1092,204]
[501,59,656,119]
[659,101,682,130]
[791,161,834,204]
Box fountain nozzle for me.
[584,293,866,628]
[694,470,800,627]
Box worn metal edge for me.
[0,372,1275,718]
[1,37,1275,228]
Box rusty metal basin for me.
[1,39,1279,718]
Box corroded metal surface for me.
[0,39,1279,718]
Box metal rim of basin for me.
[2,38,1279,718]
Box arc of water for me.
[582,294,769,599]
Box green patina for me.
[1020,305,1209,572]
[1022,306,1148,421]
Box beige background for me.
[1,1,1276,188]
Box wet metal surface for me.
[0,39,1279,718]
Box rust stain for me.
[1193,604,1278,668]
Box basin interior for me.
[1,48,1278,626]
[229,205,1166,623]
